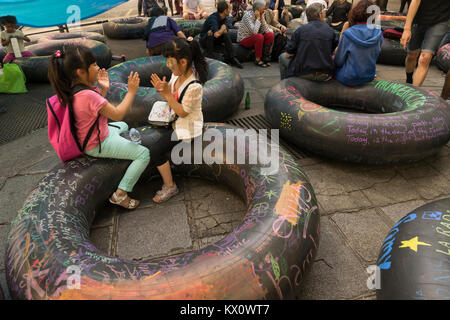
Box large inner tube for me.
[13,39,112,83]
[436,43,450,73]
[378,38,406,66]
[264,78,450,164]
[175,19,205,38]
[5,123,320,299]
[38,32,107,44]
[376,198,450,300]
[103,17,149,40]
[106,56,244,125]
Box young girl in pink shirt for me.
[48,45,150,209]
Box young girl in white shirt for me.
[150,37,208,203]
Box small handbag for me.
[148,79,200,126]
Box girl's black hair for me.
[47,44,97,106]
[162,37,208,84]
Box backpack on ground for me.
[46,84,102,162]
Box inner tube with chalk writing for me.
[107,56,244,125]
[13,39,112,83]
[377,198,450,300]
[264,78,450,164]
[435,44,450,73]
[5,123,320,299]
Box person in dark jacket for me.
[334,0,383,86]
[143,7,186,56]
[199,1,243,68]
[279,2,338,80]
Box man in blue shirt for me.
[200,1,243,68]
[279,3,338,80]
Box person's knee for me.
[418,52,433,66]
[264,32,274,43]
[183,12,189,19]
[139,147,151,163]
[255,33,264,43]
[406,51,420,61]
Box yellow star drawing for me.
[399,236,432,252]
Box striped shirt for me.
[237,10,272,43]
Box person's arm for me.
[177,31,187,38]
[274,0,279,10]
[260,11,272,34]
[214,24,227,38]
[1,32,9,47]
[285,29,300,58]
[150,74,190,118]
[326,2,334,17]
[99,72,140,121]
[169,18,186,38]
[246,11,262,34]
[400,0,420,49]
[334,36,349,67]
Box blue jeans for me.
[408,21,449,54]
[85,122,150,192]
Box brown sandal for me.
[109,192,140,209]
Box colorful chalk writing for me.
[378,213,417,270]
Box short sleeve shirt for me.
[414,0,450,26]
[1,30,25,54]
[183,0,201,13]
[72,87,109,151]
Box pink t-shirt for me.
[72,87,109,151]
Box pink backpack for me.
[46,85,101,162]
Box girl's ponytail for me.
[48,50,73,106]
[47,45,97,106]
[188,38,208,84]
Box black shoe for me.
[0,106,6,113]
[230,57,243,69]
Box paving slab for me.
[116,202,192,260]
[90,225,114,256]
[19,155,60,175]
[0,224,9,271]
[330,209,392,263]
[379,199,427,226]
[297,217,371,300]
[361,174,421,207]
[0,173,47,224]
[317,190,373,215]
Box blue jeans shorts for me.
[408,20,449,54]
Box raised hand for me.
[97,68,110,91]
[150,73,170,99]
[127,71,140,95]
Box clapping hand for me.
[97,68,110,92]
[127,71,140,95]
[151,73,170,99]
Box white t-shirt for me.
[1,30,25,54]
[183,0,201,13]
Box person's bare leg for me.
[442,71,450,100]
[413,52,434,87]
[405,50,420,73]
[153,161,175,202]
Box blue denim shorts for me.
[408,21,449,54]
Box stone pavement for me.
[1,0,449,300]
